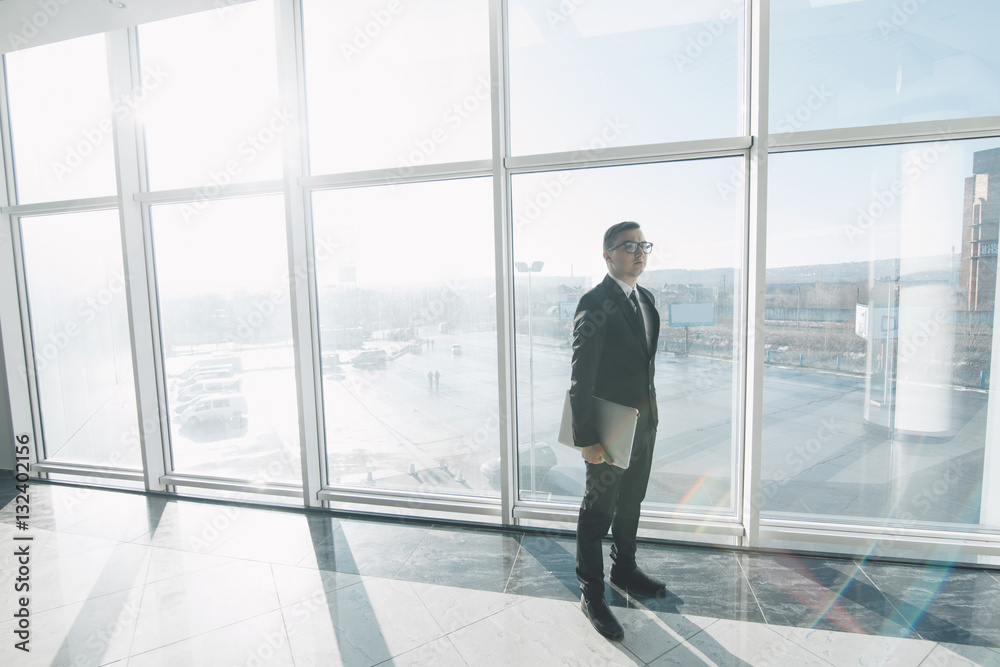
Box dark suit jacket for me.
[570,274,660,448]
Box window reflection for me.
[151,195,301,483]
[764,140,1000,530]
[770,0,1000,134]
[20,211,140,467]
[507,0,745,155]
[511,159,744,512]
[312,179,499,497]
[5,34,116,204]
[138,0,282,191]
[302,0,491,175]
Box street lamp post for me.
[515,260,543,498]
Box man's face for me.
[603,227,648,285]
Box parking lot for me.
[160,330,990,525]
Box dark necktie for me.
[630,290,645,345]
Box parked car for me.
[351,349,387,369]
[174,394,247,428]
[171,366,236,396]
[172,354,243,379]
[451,344,462,355]
[480,442,557,492]
[173,377,243,407]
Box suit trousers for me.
[575,414,656,594]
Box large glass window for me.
[311,178,498,497]
[4,34,116,204]
[20,210,141,468]
[151,195,300,484]
[763,139,1000,532]
[137,0,283,191]
[302,0,491,175]
[511,158,745,511]
[770,0,1000,135]
[507,0,745,156]
[4,0,1000,564]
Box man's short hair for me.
[603,221,641,251]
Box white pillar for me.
[893,143,957,438]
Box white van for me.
[174,377,243,406]
[171,366,236,396]
[173,355,244,380]
[174,394,248,428]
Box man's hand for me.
[581,443,613,466]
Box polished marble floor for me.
[1,476,999,666]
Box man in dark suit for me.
[570,221,665,641]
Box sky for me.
[5,0,1000,294]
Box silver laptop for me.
[557,391,638,469]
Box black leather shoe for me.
[610,565,667,597]
[580,594,624,641]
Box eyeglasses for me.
[607,240,653,254]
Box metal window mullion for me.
[32,461,144,482]
[161,472,304,499]
[512,505,746,538]
[0,56,40,471]
[108,28,167,491]
[769,115,1000,153]
[490,0,517,526]
[300,160,492,190]
[760,522,1000,559]
[740,0,770,549]
[504,136,753,174]
[276,0,322,507]
[2,195,120,216]
[131,180,284,205]
[318,487,501,516]
[761,517,1000,541]
[128,23,171,476]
